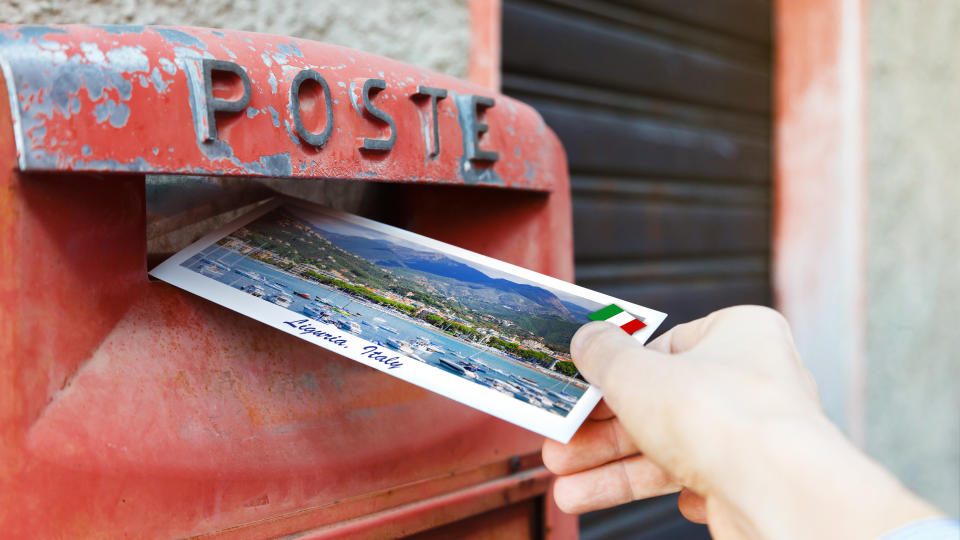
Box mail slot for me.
[0,25,577,537]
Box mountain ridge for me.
[316,228,582,320]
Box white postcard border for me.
[149,197,667,443]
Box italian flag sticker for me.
[588,304,647,335]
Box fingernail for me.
[570,321,617,360]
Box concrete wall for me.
[866,0,960,516]
[0,0,470,78]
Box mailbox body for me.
[0,26,575,538]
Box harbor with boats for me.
[182,244,588,417]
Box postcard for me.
[149,197,667,443]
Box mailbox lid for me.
[0,24,565,190]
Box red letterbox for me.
[0,25,576,537]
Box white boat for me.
[235,269,263,281]
[197,258,227,275]
[412,337,435,354]
[378,324,399,334]
[385,338,424,361]
[199,264,223,276]
[494,379,524,395]
[547,390,579,405]
[436,358,466,376]
[303,304,328,320]
[537,396,557,408]
[200,257,229,270]
[267,294,293,308]
[336,319,363,335]
[418,338,444,354]
[455,361,479,379]
[263,281,284,293]
[243,284,266,297]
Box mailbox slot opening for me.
[145,175,553,276]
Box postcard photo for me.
[151,198,666,442]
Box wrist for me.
[718,413,941,540]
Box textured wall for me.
[0,0,470,78]
[866,0,960,516]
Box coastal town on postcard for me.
[180,204,597,417]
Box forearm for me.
[719,414,942,540]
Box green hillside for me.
[232,208,444,308]
[222,207,583,377]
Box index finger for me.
[589,399,615,420]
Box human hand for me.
[543,306,940,540]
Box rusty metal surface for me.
[0,25,576,538]
[294,466,551,539]
[188,456,545,539]
[406,498,541,540]
[0,24,563,190]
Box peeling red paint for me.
[0,24,564,190]
[0,24,575,538]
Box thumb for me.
[570,321,677,416]
[570,321,669,396]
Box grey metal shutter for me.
[502,1,772,537]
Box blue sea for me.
[182,245,587,417]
